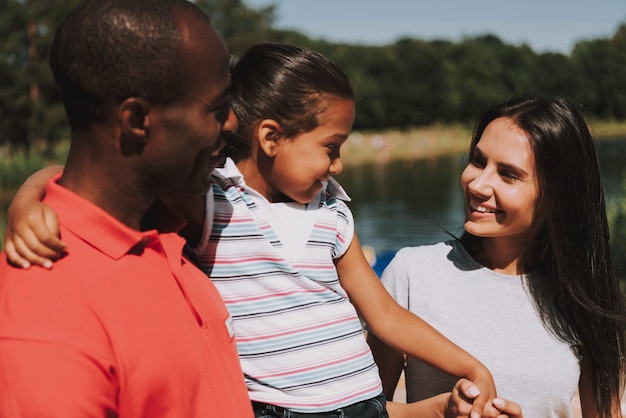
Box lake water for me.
[335,136,626,273]
[1,137,624,269]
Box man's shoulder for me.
[0,252,110,351]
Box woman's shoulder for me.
[390,239,478,270]
[381,241,450,275]
[380,241,458,288]
[395,240,456,259]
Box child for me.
[4,42,522,418]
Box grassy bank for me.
[1,120,625,179]
[341,120,626,166]
[342,124,472,166]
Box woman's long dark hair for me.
[222,41,354,162]
[462,96,626,416]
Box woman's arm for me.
[4,165,65,269]
[335,233,498,418]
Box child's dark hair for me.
[223,42,354,162]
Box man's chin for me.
[208,153,226,170]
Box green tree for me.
[193,0,277,56]
[492,43,536,95]
[383,38,452,127]
[0,1,624,152]
[0,0,75,154]
[573,37,626,119]
[531,52,581,97]
[338,45,397,130]
[444,36,508,122]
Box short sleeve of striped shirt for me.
[332,199,354,260]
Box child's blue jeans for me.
[251,393,389,418]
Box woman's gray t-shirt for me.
[380,240,580,417]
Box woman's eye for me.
[500,171,519,182]
[470,155,486,168]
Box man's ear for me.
[119,98,150,155]
[256,119,282,157]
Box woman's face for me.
[461,117,541,245]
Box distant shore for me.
[341,121,626,167]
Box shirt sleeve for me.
[332,199,355,259]
[380,248,411,310]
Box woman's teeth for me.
[472,203,496,213]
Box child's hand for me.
[4,200,65,269]
[446,379,523,418]
[445,378,483,418]
[466,365,500,418]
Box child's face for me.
[268,96,355,204]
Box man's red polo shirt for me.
[0,175,253,417]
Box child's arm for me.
[387,379,522,418]
[335,233,498,418]
[4,165,66,269]
[4,166,209,269]
[366,331,404,399]
[368,334,519,417]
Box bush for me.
[0,153,48,190]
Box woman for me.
[367,96,626,417]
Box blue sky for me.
[245,0,626,53]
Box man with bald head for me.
[0,0,252,416]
